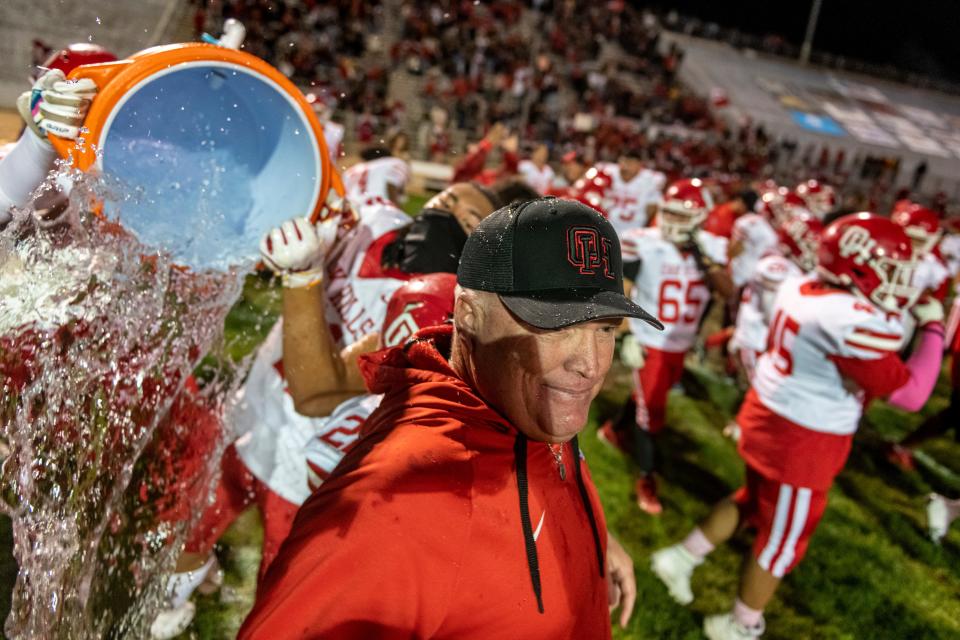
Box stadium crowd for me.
[3,5,960,640]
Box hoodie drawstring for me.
[514,434,605,615]
[571,435,605,579]
[514,434,545,614]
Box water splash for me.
[0,167,249,638]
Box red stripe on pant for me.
[631,347,687,434]
[185,444,300,585]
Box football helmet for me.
[818,212,918,312]
[777,210,823,272]
[891,202,941,256]
[795,179,836,219]
[658,178,713,243]
[35,44,116,80]
[567,167,613,216]
[381,273,457,348]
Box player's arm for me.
[0,70,97,222]
[387,182,403,206]
[260,217,372,417]
[830,298,945,409]
[450,123,504,183]
[687,234,736,300]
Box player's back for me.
[343,157,410,203]
[753,275,902,436]
[325,199,413,346]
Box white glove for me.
[260,216,338,288]
[620,334,645,370]
[911,296,944,327]
[219,19,246,49]
[16,69,98,141]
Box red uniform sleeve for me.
[238,427,473,639]
[828,352,910,401]
[932,277,950,302]
[450,139,492,183]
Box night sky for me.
[655,0,960,84]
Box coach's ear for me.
[453,288,480,338]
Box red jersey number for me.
[319,415,365,451]
[767,310,800,375]
[658,279,707,324]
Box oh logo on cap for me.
[566,226,614,280]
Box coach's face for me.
[460,293,618,443]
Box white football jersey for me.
[517,160,556,195]
[753,275,903,436]
[232,325,320,505]
[731,254,802,356]
[621,227,727,352]
[232,199,411,499]
[305,393,382,491]
[343,157,411,203]
[729,214,779,287]
[940,234,960,279]
[914,252,949,295]
[595,162,666,237]
[323,199,413,346]
[323,120,344,167]
[891,253,951,350]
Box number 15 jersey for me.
[621,227,727,353]
[752,275,908,436]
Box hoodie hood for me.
[359,324,511,434]
[357,323,605,615]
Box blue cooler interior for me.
[101,64,320,271]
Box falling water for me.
[0,167,250,638]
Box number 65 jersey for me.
[621,227,728,353]
[752,275,909,437]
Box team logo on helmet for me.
[837,226,877,265]
[566,226,614,279]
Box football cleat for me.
[650,544,701,605]
[196,557,224,596]
[150,601,196,640]
[704,612,765,639]
[636,475,662,515]
[928,493,950,543]
[597,420,630,455]
[885,443,916,472]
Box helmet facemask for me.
[870,255,919,312]
[659,204,706,244]
[833,225,919,312]
[904,225,941,257]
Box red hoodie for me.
[239,325,611,640]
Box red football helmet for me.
[381,273,457,348]
[36,44,117,80]
[818,213,918,312]
[658,178,714,243]
[777,210,823,272]
[890,202,941,256]
[795,179,837,219]
[567,167,613,216]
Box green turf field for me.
[183,266,960,639]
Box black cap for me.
[457,197,664,330]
